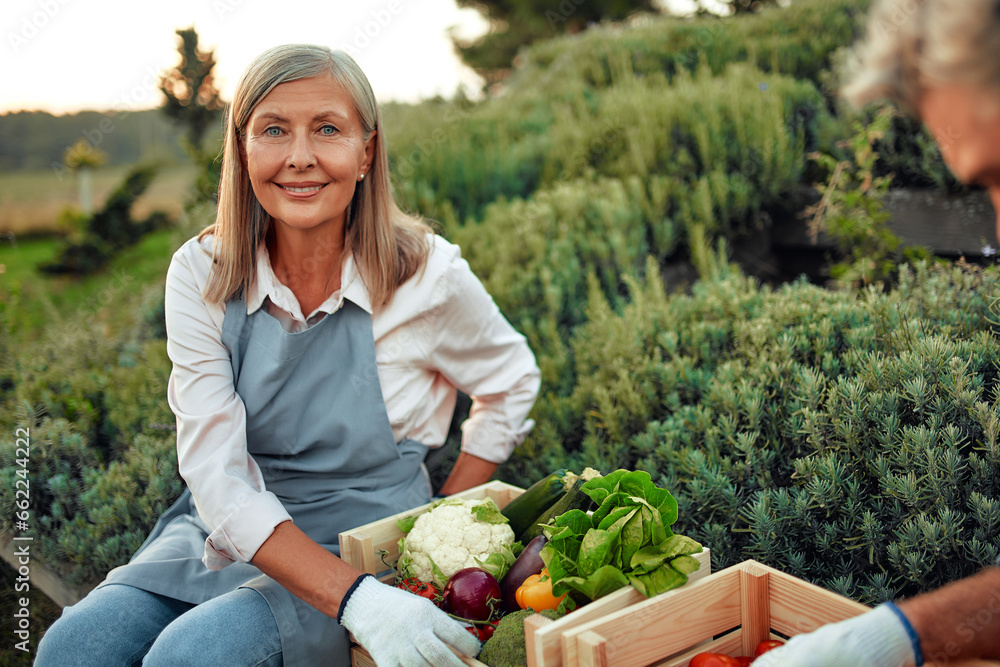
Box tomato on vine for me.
[396,577,439,601]
[465,619,499,641]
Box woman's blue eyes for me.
[263,125,338,136]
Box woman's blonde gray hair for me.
[200,44,430,309]
[842,0,1000,112]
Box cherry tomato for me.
[754,640,786,658]
[690,653,740,667]
[733,658,753,667]
[465,620,498,641]
[396,577,439,601]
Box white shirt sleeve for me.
[421,241,541,464]
[164,239,292,570]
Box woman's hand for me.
[339,575,480,666]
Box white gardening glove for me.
[752,603,923,667]
[339,574,481,667]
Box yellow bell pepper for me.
[515,568,566,611]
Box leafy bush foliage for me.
[0,283,182,585]
[446,63,823,406]
[509,0,872,96]
[499,256,1000,603]
[384,0,865,226]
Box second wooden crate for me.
[564,559,1000,667]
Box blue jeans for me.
[35,584,283,666]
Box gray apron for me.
[101,296,433,665]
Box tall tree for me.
[158,27,224,154]
[453,0,660,88]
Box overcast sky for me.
[2,0,715,115]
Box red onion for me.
[441,567,501,621]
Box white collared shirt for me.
[164,233,541,569]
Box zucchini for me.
[502,469,568,541]
[521,476,597,542]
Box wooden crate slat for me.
[552,549,712,667]
[766,565,869,637]
[576,630,608,667]
[562,560,742,667]
[651,629,745,667]
[739,562,771,656]
[350,646,377,667]
[524,612,556,664]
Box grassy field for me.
[0,227,181,343]
[0,164,198,236]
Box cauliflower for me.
[397,498,518,587]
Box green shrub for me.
[507,0,871,98]
[804,107,934,288]
[500,257,1000,604]
[0,281,181,585]
[39,164,170,275]
[0,416,181,585]
[384,0,863,226]
[448,63,822,398]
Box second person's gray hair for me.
[842,0,1000,111]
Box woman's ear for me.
[361,130,377,176]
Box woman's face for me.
[918,81,1000,239]
[243,74,375,237]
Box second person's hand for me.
[751,603,920,667]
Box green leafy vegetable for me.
[539,469,702,603]
[397,515,418,534]
[470,499,510,524]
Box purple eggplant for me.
[499,535,548,612]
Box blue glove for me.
[751,603,922,667]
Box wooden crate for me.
[564,559,1000,667]
[339,480,712,667]
[339,480,525,578]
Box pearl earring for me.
[359,173,365,181]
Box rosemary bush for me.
[0,284,183,586]
[500,255,1000,604]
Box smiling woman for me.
[34,43,541,667]
[243,75,377,313]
